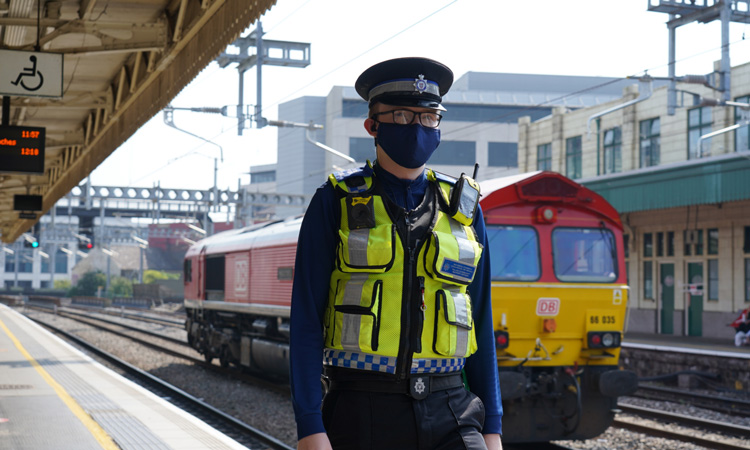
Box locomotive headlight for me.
[601,333,615,347]
[589,333,602,347]
[534,206,558,224]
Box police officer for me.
[290,57,503,450]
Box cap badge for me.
[413,74,428,93]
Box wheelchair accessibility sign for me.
[0,49,63,98]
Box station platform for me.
[623,331,750,358]
[0,304,248,450]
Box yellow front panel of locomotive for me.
[491,283,628,367]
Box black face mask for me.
[376,123,441,169]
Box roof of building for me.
[338,72,670,108]
[580,151,750,213]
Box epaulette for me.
[328,161,375,194]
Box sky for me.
[88,0,750,192]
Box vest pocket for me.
[425,228,481,285]
[337,224,396,273]
[331,277,382,352]
[432,289,477,357]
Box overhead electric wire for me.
[258,0,460,113]
[261,0,314,35]
[134,11,750,190]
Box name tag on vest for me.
[441,258,476,281]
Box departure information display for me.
[0,125,45,174]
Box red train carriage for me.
[184,218,300,377]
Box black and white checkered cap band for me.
[368,78,440,102]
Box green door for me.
[687,262,703,336]
[660,263,674,334]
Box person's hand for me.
[483,433,502,450]
[297,432,332,450]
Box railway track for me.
[65,303,185,328]
[27,304,750,449]
[634,383,750,418]
[23,304,291,395]
[612,413,750,450]
[27,314,293,450]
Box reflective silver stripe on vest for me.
[323,349,397,374]
[341,273,369,350]
[347,228,370,267]
[449,219,476,265]
[446,287,470,358]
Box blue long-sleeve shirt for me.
[289,163,503,440]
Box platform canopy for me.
[0,0,277,243]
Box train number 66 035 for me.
[590,315,616,324]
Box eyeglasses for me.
[371,109,442,128]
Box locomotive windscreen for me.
[486,225,540,281]
[552,227,617,282]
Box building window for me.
[746,259,750,301]
[18,249,32,273]
[603,127,622,174]
[688,107,712,159]
[442,104,553,123]
[42,254,51,273]
[744,226,750,253]
[349,137,375,162]
[684,229,704,256]
[708,259,719,301]
[640,118,660,167]
[4,255,14,273]
[707,228,719,255]
[644,261,653,300]
[626,261,630,284]
[623,234,630,259]
[565,136,582,179]
[656,232,663,257]
[696,229,704,255]
[537,143,552,171]
[431,141,476,166]
[667,231,675,257]
[488,142,518,167]
[55,249,67,274]
[643,232,653,258]
[250,170,275,184]
[735,95,750,152]
[342,99,369,119]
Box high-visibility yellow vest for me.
[323,167,483,378]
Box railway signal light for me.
[77,232,94,250]
[23,234,39,248]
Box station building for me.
[517,62,750,339]
[258,72,643,216]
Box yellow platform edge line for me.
[0,316,119,450]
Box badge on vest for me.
[410,376,429,400]
[441,258,477,282]
[347,195,376,229]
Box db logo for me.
[536,298,560,316]
[235,258,249,293]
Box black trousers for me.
[322,386,487,450]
